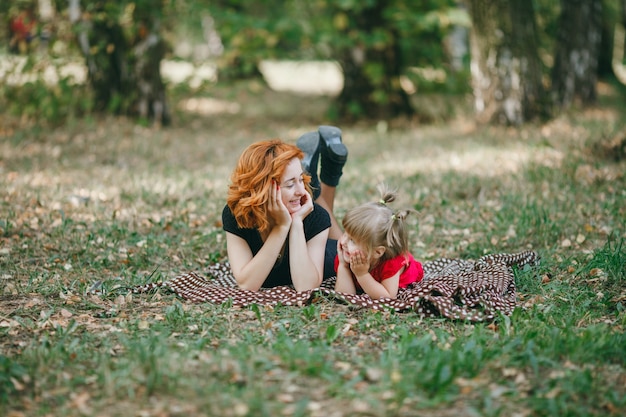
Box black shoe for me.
[296,131,321,197]
[318,125,347,186]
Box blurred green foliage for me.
[202,0,467,82]
[4,76,93,122]
[1,0,623,125]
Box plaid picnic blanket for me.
[132,251,539,321]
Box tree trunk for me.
[132,16,170,125]
[467,0,549,125]
[334,1,414,122]
[551,0,602,108]
[69,0,170,125]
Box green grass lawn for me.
[1,81,625,416]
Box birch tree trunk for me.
[467,0,548,125]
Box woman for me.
[222,126,348,291]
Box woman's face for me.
[279,157,307,214]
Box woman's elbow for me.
[235,277,261,292]
[294,278,322,292]
[369,291,397,300]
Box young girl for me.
[334,185,424,299]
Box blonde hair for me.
[342,184,413,260]
[227,139,312,233]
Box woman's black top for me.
[222,203,336,287]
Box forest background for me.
[0,1,625,416]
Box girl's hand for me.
[349,250,370,277]
[268,181,292,228]
[291,191,314,222]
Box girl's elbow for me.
[369,291,397,300]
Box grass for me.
[1,79,625,416]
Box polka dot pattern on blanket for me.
[130,251,539,322]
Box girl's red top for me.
[334,252,423,290]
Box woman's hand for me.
[268,181,292,228]
[290,191,314,223]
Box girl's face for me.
[339,232,369,259]
[279,157,308,214]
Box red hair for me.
[227,139,312,233]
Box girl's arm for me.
[226,224,290,291]
[335,266,357,293]
[349,251,403,299]
[355,270,401,300]
[335,238,357,293]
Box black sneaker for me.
[296,131,321,195]
[318,125,348,186]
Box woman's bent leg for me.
[315,184,342,240]
[324,238,338,279]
